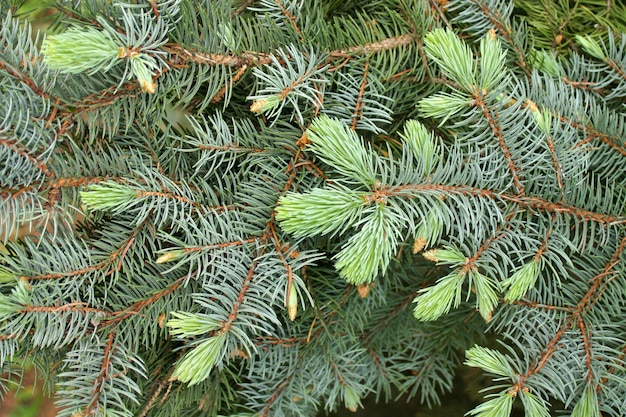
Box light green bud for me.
[130,55,158,93]
[156,249,184,264]
[172,333,227,385]
[250,94,281,114]
[576,35,605,60]
[502,259,541,302]
[80,182,136,212]
[422,247,467,265]
[286,283,298,321]
[342,385,361,412]
[41,27,121,74]
[166,311,220,337]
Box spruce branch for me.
[450,0,532,76]
[4,1,626,415]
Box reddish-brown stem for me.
[381,183,626,225]
[0,137,53,178]
[605,59,626,82]
[135,190,199,207]
[211,65,249,104]
[276,0,303,40]
[473,95,525,195]
[469,0,531,76]
[105,277,186,325]
[180,237,258,255]
[82,331,117,417]
[20,303,108,316]
[545,133,564,193]
[351,60,370,130]
[534,220,553,261]
[461,212,518,275]
[512,236,626,393]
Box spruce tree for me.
[1,0,626,416]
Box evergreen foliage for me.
[1,0,626,416]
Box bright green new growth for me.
[575,35,605,60]
[0,267,14,283]
[478,30,507,90]
[333,202,402,285]
[130,54,159,93]
[464,345,515,377]
[41,27,121,74]
[501,259,541,301]
[80,182,138,212]
[413,207,444,252]
[342,385,362,412]
[42,26,160,93]
[424,28,477,92]
[467,270,499,322]
[519,392,551,417]
[422,246,467,266]
[417,91,471,125]
[412,268,499,322]
[467,391,514,417]
[0,281,29,319]
[531,106,553,136]
[305,115,378,186]
[412,271,465,321]
[275,188,367,238]
[530,49,561,77]
[399,120,439,175]
[166,311,221,337]
[570,383,601,417]
[172,333,228,385]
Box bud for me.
[250,94,280,114]
[250,99,266,113]
[158,313,167,328]
[342,385,361,412]
[357,283,371,298]
[576,35,605,60]
[412,237,427,254]
[139,79,157,94]
[130,55,158,94]
[156,250,184,264]
[422,247,466,265]
[286,283,298,321]
[423,249,439,262]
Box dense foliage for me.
[2,1,626,416]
